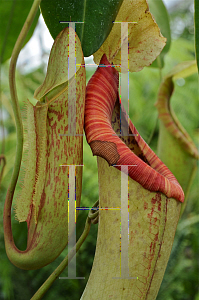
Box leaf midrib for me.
[80,0,87,43]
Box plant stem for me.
[147,55,162,146]
[0,155,6,185]
[157,55,163,82]
[8,0,41,197]
[31,217,92,300]
[147,113,158,146]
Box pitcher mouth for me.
[84,54,184,203]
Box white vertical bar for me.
[120,23,129,136]
[59,165,84,279]
[59,20,85,280]
[68,165,76,278]
[112,164,137,280]
[120,165,129,277]
[68,23,76,136]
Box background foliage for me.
[0,0,40,64]
[0,0,198,299]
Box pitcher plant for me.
[3,18,86,269]
[81,54,184,300]
[1,0,198,299]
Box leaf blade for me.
[93,0,166,73]
[40,0,124,57]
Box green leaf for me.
[147,0,171,68]
[195,0,199,73]
[0,0,40,64]
[40,0,124,57]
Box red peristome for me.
[84,54,184,203]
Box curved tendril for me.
[8,0,42,197]
[0,154,6,186]
[88,199,99,224]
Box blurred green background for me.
[0,0,198,299]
